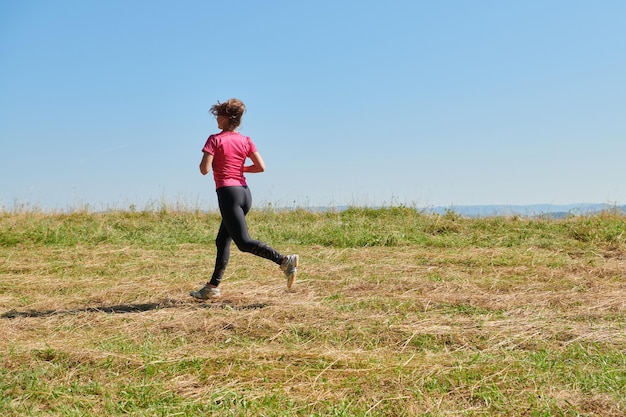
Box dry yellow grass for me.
[1,209,625,416]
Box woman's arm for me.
[243,151,266,173]
[199,152,213,175]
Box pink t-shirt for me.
[202,131,258,189]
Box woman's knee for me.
[233,238,255,253]
[236,243,254,253]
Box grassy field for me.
[1,207,625,416]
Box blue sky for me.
[1,1,625,211]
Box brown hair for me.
[209,98,246,131]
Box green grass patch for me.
[1,207,625,416]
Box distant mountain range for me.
[421,203,626,218]
[306,203,626,218]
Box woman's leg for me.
[217,186,284,265]
[208,220,231,287]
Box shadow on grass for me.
[1,299,269,319]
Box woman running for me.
[191,98,299,299]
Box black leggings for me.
[210,186,284,287]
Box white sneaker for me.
[280,254,299,288]
[190,284,221,300]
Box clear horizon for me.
[3,199,623,216]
